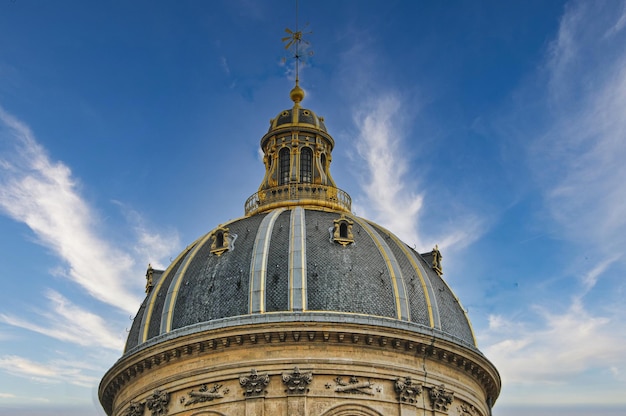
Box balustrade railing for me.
[245,183,351,215]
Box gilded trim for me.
[351,216,411,321]
[139,237,202,344]
[368,222,436,328]
[249,209,286,313]
[161,228,220,334]
[289,207,307,311]
[437,272,477,346]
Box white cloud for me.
[532,0,626,255]
[351,94,424,246]
[0,290,124,351]
[580,255,620,292]
[112,200,180,271]
[0,108,142,313]
[483,298,626,385]
[0,355,99,388]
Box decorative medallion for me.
[282,366,313,394]
[239,369,270,397]
[146,389,170,416]
[326,376,375,395]
[428,384,454,412]
[395,376,422,404]
[183,383,229,406]
[332,215,354,246]
[122,401,145,416]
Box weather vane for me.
[282,0,313,85]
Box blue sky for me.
[0,1,625,414]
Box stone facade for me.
[100,321,499,416]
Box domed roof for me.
[125,207,476,354]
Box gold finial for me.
[290,80,305,104]
[282,0,312,104]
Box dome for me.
[101,81,500,416]
[125,208,476,354]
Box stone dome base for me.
[100,320,499,416]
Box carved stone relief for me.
[122,401,145,416]
[239,368,270,397]
[458,402,479,416]
[325,376,377,395]
[145,389,170,416]
[282,366,313,394]
[428,384,454,412]
[394,376,422,404]
[182,383,229,406]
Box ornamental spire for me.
[282,0,312,105]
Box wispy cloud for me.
[481,0,626,403]
[0,108,142,313]
[351,94,424,246]
[483,298,626,385]
[0,290,124,351]
[0,355,99,388]
[112,200,180,271]
[0,108,178,315]
[532,0,626,255]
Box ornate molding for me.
[395,376,422,404]
[326,376,376,395]
[428,384,454,412]
[332,214,354,246]
[210,227,236,256]
[182,383,229,406]
[239,369,270,397]
[282,366,312,394]
[100,327,499,414]
[145,389,170,416]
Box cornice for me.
[99,322,500,415]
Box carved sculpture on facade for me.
[183,383,229,406]
[428,384,454,412]
[145,389,170,416]
[282,366,313,394]
[145,264,154,294]
[239,368,270,397]
[431,245,443,276]
[123,401,145,416]
[458,402,479,416]
[326,376,375,395]
[394,376,422,404]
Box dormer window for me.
[332,215,354,246]
[300,147,312,183]
[210,227,235,256]
[279,147,290,185]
